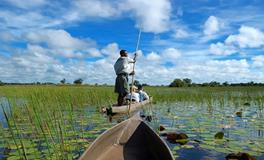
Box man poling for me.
[114,30,141,108]
[114,49,136,106]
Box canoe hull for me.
[111,97,152,114]
[79,113,173,160]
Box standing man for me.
[114,49,135,106]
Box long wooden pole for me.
[128,29,141,115]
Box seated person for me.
[137,85,149,102]
[126,86,140,103]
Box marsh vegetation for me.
[0,85,263,159]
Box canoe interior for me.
[79,113,173,160]
[123,122,173,160]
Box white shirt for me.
[139,90,149,102]
[126,92,140,102]
[114,57,134,75]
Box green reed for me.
[0,85,263,159]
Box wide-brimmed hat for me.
[131,85,138,91]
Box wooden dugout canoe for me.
[79,112,174,160]
[111,97,153,114]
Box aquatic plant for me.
[0,85,263,159]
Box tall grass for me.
[0,85,116,159]
[0,85,263,159]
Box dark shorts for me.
[115,74,129,96]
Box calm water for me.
[0,97,10,128]
[0,98,263,159]
[149,102,264,160]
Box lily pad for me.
[214,131,224,139]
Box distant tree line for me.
[0,82,56,85]
[1,78,263,87]
[169,78,264,87]
[0,78,85,86]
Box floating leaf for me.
[172,145,180,151]
[214,132,224,139]
[181,144,194,149]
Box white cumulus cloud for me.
[161,48,181,60]
[123,0,172,33]
[252,55,264,67]
[24,29,86,49]
[146,52,161,61]
[209,26,264,56]
[66,0,119,21]
[101,43,120,57]
[85,48,101,57]
[225,25,264,48]
[24,29,99,58]
[204,16,220,36]
[172,29,189,38]
[1,0,172,34]
[65,0,172,33]
[209,42,237,56]
[0,10,56,30]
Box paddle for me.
[128,29,141,116]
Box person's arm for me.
[127,57,135,63]
[129,71,135,75]
[144,92,149,100]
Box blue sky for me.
[0,0,264,85]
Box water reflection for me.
[150,102,264,160]
[0,97,10,128]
